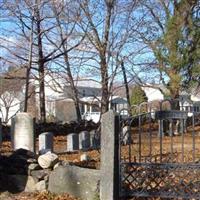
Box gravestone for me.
[39,132,53,154]
[13,112,35,152]
[79,131,90,151]
[90,130,100,149]
[67,133,79,152]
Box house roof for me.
[80,95,127,104]
[73,79,101,88]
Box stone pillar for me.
[13,112,35,152]
[67,133,79,152]
[39,132,54,154]
[79,131,90,151]
[100,110,119,200]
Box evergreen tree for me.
[130,85,148,106]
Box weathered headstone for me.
[67,133,79,152]
[13,112,35,152]
[39,132,53,154]
[90,130,100,149]
[48,165,100,200]
[79,131,90,151]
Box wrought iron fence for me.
[119,99,200,199]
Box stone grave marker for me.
[39,132,54,154]
[13,112,35,152]
[66,133,79,152]
[90,130,100,149]
[79,131,90,151]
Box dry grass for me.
[121,126,200,163]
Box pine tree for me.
[130,85,148,106]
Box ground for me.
[0,191,80,200]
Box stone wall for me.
[0,149,100,200]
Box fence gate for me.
[119,100,200,199]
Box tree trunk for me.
[53,8,82,122]
[63,51,82,121]
[121,61,131,108]
[35,0,46,123]
[5,107,9,124]
[100,57,109,114]
[24,15,34,112]
[170,89,180,110]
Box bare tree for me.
[77,0,138,114]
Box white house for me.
[141,86,164,102]
[34,72,128,123]
[80,96,128,123]
[141,85,200,112]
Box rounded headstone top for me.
[40,132,53,136]
[15,112,32,119]
[80,131,89,134]
[16,112,32,117]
